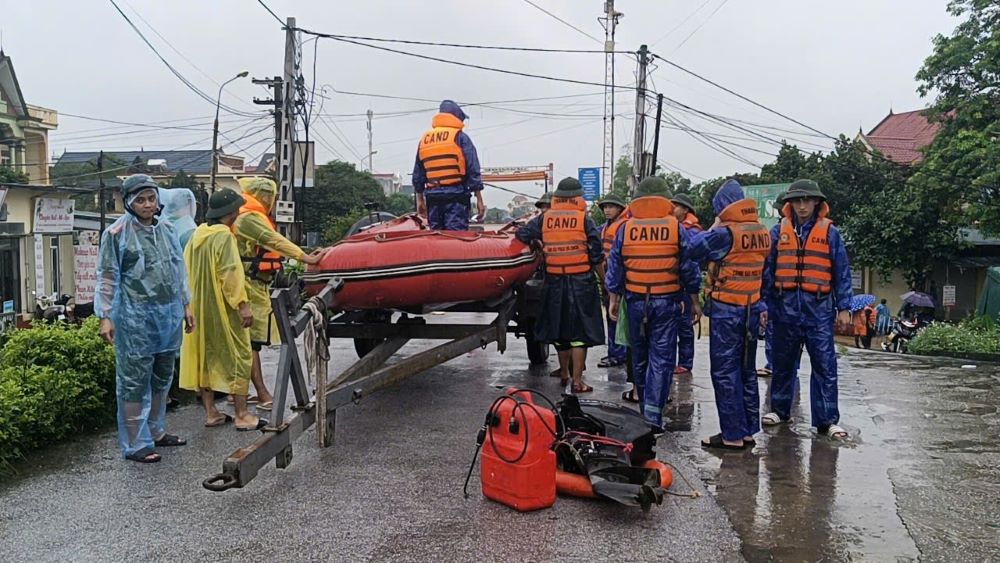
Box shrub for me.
[0,318,116,474]
[908,315,1000,357]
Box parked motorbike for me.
[881,317,924,353]
[34,293,75,323]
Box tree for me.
[51,154,127,213]
[301,160,386,242]
[914,0,1000,235]
[0,166,28,184]
[484,207,508,223]
[384,192,415,216]
[168,169,198,189]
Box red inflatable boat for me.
[303,215,539,310]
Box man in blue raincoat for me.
[759,190,801,378]
[95,174,195,463]
[606,177,701,428]
[412,100,485,230]
[686,180,770,449]
[762,179,853,440]
[671,193,702,376]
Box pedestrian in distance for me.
[670,193,702,376]
[686,180,770,450]
[761,179,854,440]
[180,189,267,432]
[596,193,629,369]
[95,174,194,463]
[874,298,892,347]
[605,177,702,429]
[516,177,605,394]
[233,177,324,411]
[413,100,485,230]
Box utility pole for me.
[97,151,106,235]
[631,44,649,192]
[651,93,664,176]
[366,109,374,172]
[599,0,623,196]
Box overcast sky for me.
[3,0,956,208]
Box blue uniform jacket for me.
[605,222,701,300]
[762,214,853,326]
[687,228,767,319]
[515,213,604,267]
[412,103,483,199]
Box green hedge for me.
[908,315,1000,358]
[0,318,116,474]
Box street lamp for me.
[211,71,249,192]
[363,150,378,172]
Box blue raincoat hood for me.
[712,179,745,215]
[439,99,467,121]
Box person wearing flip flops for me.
[596,193,629,369]
[685,180,770,450]
[761,179,853,440]
[516,177,605,394]
[670,193,702,376]
[95,175,194,463]
[605,177,702,429]
[179,190,268,432]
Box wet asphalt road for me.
[1,314,997,562]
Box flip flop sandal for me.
[761,412,788,426]
[125,447,161,463]
[823,424,848,440]
[256,401,273,411]
[226,395,260,404]
[236,418,269,432]
[154,434,187,447]
[621,389,640,403]
[701,433,748,450]
[572,382,594,394]
[204,413,234,428]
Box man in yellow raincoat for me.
[180,190,267,431]
[234,177,322,410]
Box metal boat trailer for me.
[203,278,543,491]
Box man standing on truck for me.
[413,100,485,231]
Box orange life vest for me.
[601,206,630,259]
[621,196,681,296]
[682,212,702,232]
[541,197,591,275]
[708,199,770,306]
[775,202,833,294]
[236,193,283,276]
[417,113,467,189]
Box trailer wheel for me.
[353,310,391,358]
[525,332,549,364]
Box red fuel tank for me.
[480,389,557,512]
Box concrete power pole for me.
[366,109,374,172]
[631,44,649,193]
[599,1,623,196]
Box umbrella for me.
[901,291,935,308]
[849,294,876,312]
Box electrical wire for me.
[650,0,715,48]
[672,0,730,53]
[521,0,604,44]
[293,30,624,54]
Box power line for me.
[521,0,603,44]
[320,34,636,91]
[649,52,835,139]
[650,0,714,48]
[255,0,283,25]
[293,29,623,54]
[107,0,262,118]
[672,0,730,53]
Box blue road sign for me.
[578,167,600,202]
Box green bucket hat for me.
[670,193,695,211]
[205,188,246,220]
[554,177,584,198]
[598,193,626,210]
[783,179,826,201]
[535,192,553,209]
[634,176,671,199]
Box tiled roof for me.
[57,150,215,174]
[862,110,942,165]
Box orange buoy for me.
[556,459,673,499]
